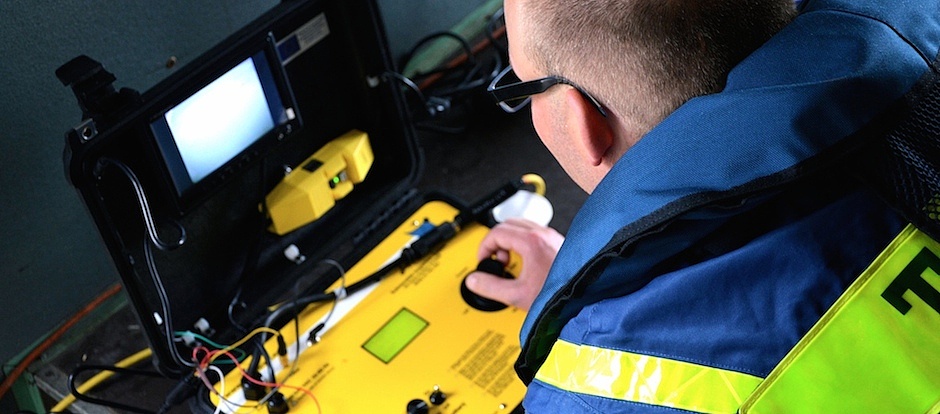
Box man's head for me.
[503,0,795,192]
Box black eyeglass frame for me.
[487,65,608,117]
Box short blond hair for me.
[522,0,796,132]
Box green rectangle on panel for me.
[362,308,428,363]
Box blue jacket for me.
[519,0,940,412]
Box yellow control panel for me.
[210,200,527,413]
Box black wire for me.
[401,31,487,85]
[486,8,507,56]
[156,375,199,414]
[227,298,250,334]
[239,258,346,402]
[401,31,477,74]
[96,158,186,251]
[461,59,486,86]
[68,365,164,414]
[414,120,470,135]
[259,176,524,328]
[144,240,194,369]
[418,15,506,95]
[384,22,511,134]
[293,309,301,365]
[255,340,277,384]
[233,178,525,411]
[391,26,507,130]
[94,157,191,369]
[233,260,346,405]
[261,220,460,332]
[237,333,280,410]
[228,159,272,334]
[427,52,503,97]
[384,71,432,111]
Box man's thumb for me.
[465,271,514,304]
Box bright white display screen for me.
[150,46,291,204]
[165,57,274,184]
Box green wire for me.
[174,331,248,363]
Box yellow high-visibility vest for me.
[535,224,940,413]
[742,224,940,413]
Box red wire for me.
[191,347,262,411]
[0,283,123,400]
[195,347,322,414]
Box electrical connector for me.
[241,371,266,401]
[267,391,290,414]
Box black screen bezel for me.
[148,33,302,213]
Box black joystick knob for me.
[407,399,430,414]
[460,258,514,312]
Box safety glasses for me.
[487,65,607,117]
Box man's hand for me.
[464,218,564,310]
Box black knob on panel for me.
[429,389,447,405]
[407,399,430,414]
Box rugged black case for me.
[63,0,426,378]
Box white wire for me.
[207,365,226,414]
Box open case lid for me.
[61,0,422,376]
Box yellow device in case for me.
[266,129,374,235]
[210,201,527,413]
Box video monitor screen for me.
[150,35,299,211]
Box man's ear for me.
[563,87,613,167]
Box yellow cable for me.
[51,327,281,412]
[207,326,281,365]
[522,173,546,196]
[50,347,153,413]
